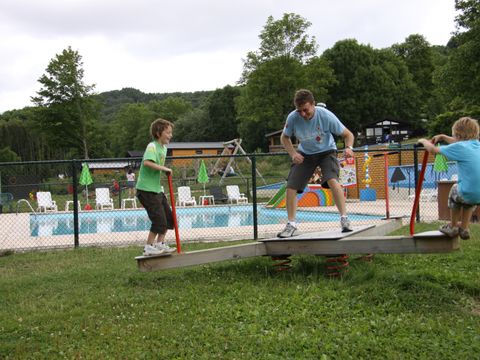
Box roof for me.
[265,129,283,138]
[363,119,410,128]
[127,142,226,157]
[88,162,130,170]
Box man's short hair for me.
[294,89,315,107]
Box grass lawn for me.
[1,223,479,359]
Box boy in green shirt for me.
[136,118,176,256]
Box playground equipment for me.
[360,145,376,201]
[136,149,459,274]
[211,139,266,185]
[265,184,334,208]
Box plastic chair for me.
[209,186,228,203]
[95,188,114,210]
[177,186,197,206]
[226,185,248,204]
[36,192,58,212]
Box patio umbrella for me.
[433,144,448,180]
[197,160,209,195]
[79,163,93,204]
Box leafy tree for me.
[240,13,317,83]
[322,39,421,134]
[110,103,156,156]
[435,0,480,110]
[391,34,435,115]
[174,109,209,142]
[0,146,21,163]
[147,97,192,122]
[32,47,100,158]
[203,85,241,141]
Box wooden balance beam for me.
[135,218,459,272]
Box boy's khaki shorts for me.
[448,184,477,210]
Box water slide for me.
[265,183,287,208]
[265,184,334,208]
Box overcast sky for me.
[0,0,457,113]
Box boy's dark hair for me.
[150,118,173,139]
[294,89,315,107]
[452,117,479,140]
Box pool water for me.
[30,206,381,236]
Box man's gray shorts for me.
[287,150,339,193]
[448,183,477,210]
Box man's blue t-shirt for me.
[282,106,346,155]
[440,140,480,204]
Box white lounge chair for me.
[226,185,248,204]
[36,192,58,212]
[177,186,196,206]
[95,188,114,210]
[408,189,437,202]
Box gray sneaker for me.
[439,224,459,238]
[277,223,297,238]
[458,228,470,240]
[340,216,353,233]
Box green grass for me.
[1,224,479,359]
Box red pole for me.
[384,152,390,219]
[409,150,429,236]
[167,173,182,253]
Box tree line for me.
[1,1,479,162]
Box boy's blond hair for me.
[150,118,173,139]
[452,117,479,141]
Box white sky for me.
[0,0,457,113]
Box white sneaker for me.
[155,242,176,253]
[143,244,164,256]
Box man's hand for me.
[291,152,304,164]
[344,148,354,158]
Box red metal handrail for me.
[167,173,182,253]
[409,149,430,236]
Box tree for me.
[322,39,420,133]
[32,47,100,158]
[147,97,192,122]
[391,34,435,115]
[240,13,317,83]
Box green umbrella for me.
[433,144,448,172]
[79,163,93,204]
[197,160,209,195]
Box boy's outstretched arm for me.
[418,138,440,155]
[432,134,456,144]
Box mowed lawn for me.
[1,223,479,359]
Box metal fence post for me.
[72,160,80,248]
[251,154,258,240]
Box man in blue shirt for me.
[278,89,355,237]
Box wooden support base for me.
[135,219,460,272]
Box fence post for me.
[72,160,80,248]
[413,145,420,222]
[250,154,258,240]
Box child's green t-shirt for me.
[136,141,167,193]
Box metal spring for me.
[271,255,292,272]
[325,254,349,277]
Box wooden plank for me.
[263,233,460,256]
[259,225,375,242]
[136,242,267,272]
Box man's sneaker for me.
[459,228,470,240]
[155,242,176,253]
[340,216,353,233]
[439,224,459,238]
[143,244,165,256]
[277,223,297,238]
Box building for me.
[265,130,298,153]
[361,119,412,145]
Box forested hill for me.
[95,87,213,123]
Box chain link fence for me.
[1,147,472,253]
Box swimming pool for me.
[30,206,382,236]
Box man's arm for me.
[342,128,355,158]
[281,134,304,164]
